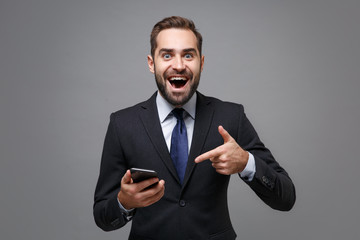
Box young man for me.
[94,16,295,240]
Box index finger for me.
[194,147,221,163]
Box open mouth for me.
[168,76,188,89]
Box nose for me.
[172,55,185,72]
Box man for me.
[94,16,295,240]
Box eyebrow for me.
[183,48,197,53]
[159,48,173,53]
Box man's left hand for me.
[194,126,249,175]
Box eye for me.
[184,53,193,59]
[163,54,171,59]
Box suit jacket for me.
[93,92,296,240]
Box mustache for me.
[164,70,193,79]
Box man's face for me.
[148,28,204,107]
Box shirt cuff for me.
[117,198,135,221]
[239,152,256,181]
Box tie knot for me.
[172,108,184,120]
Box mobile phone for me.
[130,168,159,183]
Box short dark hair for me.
[150,16,203,57]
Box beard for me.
[154,66,201,107]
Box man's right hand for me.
[118,170,165,210]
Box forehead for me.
[155,28,198,53]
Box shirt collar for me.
[156,91,197,123]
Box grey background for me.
[1,0,359,239]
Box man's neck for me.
[156,91,197,121]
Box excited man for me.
[94,16,296,240]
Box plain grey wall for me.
[1,0,359,239]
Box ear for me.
[200,55,205,72]
[147,55,155,73]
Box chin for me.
[167,91,194,106]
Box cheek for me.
[188,64,201,75]
[187,60,201,69]
[155,63,171,75]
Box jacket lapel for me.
[139,93,180,183]
[183,92,214,188]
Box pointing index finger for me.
[195,148,220,163]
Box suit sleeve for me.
[93,113,130,231]
[237,106,296,211]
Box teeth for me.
[169,77,187,81]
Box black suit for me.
[94,92,296,240]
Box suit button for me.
[179,200,186,207]
[262,176,269,183]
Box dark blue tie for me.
[170,108,188,184]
